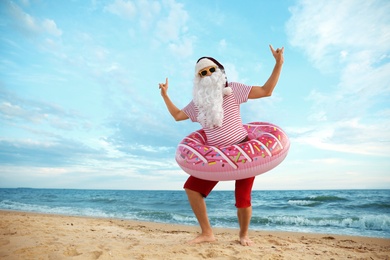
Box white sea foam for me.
[288,200,317,206]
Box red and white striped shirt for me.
[183,82,252,147]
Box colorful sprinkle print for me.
[176,122,289,173]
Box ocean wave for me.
[355,202,390,210]
[134,211,198,226]
[88,197,117,204]
[286,195,348,208]
[252,214,390,232]
[287,200,321,207]
[0,199,115,219]
[308,195,347,202]
[172,213,197,224]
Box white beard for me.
[193,69,227,128]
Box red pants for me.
[183,176,255,208]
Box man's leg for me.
[185,188,215,243]
[237,206,253,246]
[235,177,255,246]
[184,176,218,244]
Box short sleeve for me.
[182,101,198,122]
[230,82,252,104]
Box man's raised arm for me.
[159,78,189,121]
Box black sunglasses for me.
[199,67,216,77]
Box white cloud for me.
[168,36,194,58]
[287,0,390,72]
[8,2,39,33]
[289,118,390,157]
[104,0,193,58]
[286,0,390,156]
[309,158,349,165]
[153,0,194,58]
[42,19,62,37]
[156,0,188,42]
[7,2,62,37]
[0,91,91,131]
[340,50,348,61]
[104,0,161,29]
[104,0,137,19]
[219,39,227,49]
[19,0,30,7]
[137,0,161,29]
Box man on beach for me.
[159,45,284,246]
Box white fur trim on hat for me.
[195,58,217,74]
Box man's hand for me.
[249,45,284,99]
[159,78,169,97]
[269,45,284,64]
[158,77,189,121]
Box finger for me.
[269,44,275,53]
[165,77,168,85]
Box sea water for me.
[0,188,389,238]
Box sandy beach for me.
[0,210,389,260]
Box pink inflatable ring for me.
[176,122,290,181]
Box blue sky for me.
[1,0,389,190]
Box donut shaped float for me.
[176,122,290,181]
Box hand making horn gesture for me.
[159,78,169,97]
[269,44,284,64]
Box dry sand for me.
[0,210,389,259]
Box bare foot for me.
[240,235,254,246]
[188,233,216,244]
